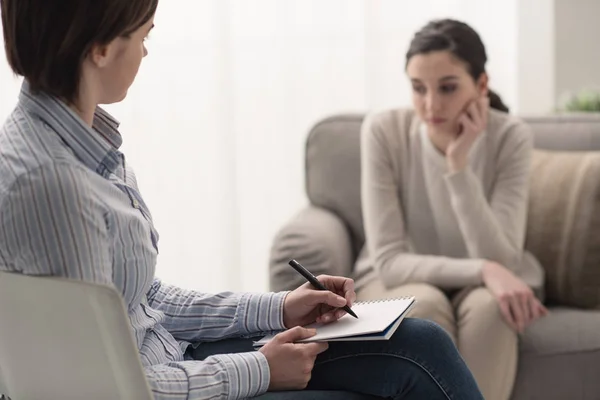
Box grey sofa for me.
[270,112,600,400]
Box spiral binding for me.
[355,296,414,305]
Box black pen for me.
[288,259,358,319]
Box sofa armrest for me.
[269,206,354,292]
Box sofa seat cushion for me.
[512,308,600,400]
[520,307,600,355]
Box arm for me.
[445,123,533,271]
[0,164,113,284]
[360,113,483,290]
[146,279,288,341]
[145,352,270,400]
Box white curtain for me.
[0,0,520,293]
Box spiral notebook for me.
[254,296,416,346]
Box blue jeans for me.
[189,318,483,399]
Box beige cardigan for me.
[355,108,544,294]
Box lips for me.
[428,117,447,125]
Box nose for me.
[425,92,441,114]
[143,45,148,57]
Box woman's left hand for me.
[447,96,489,172]
[282,275,356,328]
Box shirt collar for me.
[18,80,124,176]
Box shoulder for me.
[362,108,419,145]
[0,107,97,212]
[0,160,97,212]
[0,106,84,188]
[487,109,534,146]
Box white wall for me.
[515,0,600,115]
[555,0,600,101]
[516,0,556,115]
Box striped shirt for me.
[0,82,287,399]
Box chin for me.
[100,91,128,105]
[427,123,448,134]
[429,122,459,136]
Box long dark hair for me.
[405,19,509,113]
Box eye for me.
[440,84,457,94]
[412,85,426,95]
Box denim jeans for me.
[189,318,484,400]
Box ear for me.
[477,73,489,97]
[87,41,115,68]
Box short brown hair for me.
[1,0,158,102]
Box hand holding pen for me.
[281,259,358,329]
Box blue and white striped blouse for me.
[0,82,287,399]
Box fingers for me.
[343,279,356,307]
[466,101,483,129]
[276,326,317,343]
[529,297,542,320]
[457,113,478,137]
[510,296,525,333]
[520,292,533,327]
[309,287,347,309]
[498,297,519,331]
[530,298,549,320]
[538,301,549,316]
[302,341,329,356]
[316,275,356,306]
[317,308,347,324]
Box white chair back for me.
[0,271,153,400]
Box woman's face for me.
[95,16,155,104]
[406,50,487,135]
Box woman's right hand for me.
[482,261,548,333]
[258,326,329,391]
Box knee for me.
[394,318,458,355]
[458,288,506,329]
[408,284,453,322]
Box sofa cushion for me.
[512,308,600,400]
[525,150,600,308]
[305,114,364,251]
[523,113,600,151]
[520,308,600,355]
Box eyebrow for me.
[147,24,155,33]
[410,75,459,84]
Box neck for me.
[427,129,454,155]
[69,102,95,126]
[69,78,98,127]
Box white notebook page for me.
[255,296,415,345]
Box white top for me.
[355,108,544,294]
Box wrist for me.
[482,260,498,279]
[447,156,467,173]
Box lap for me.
[358,280,452,313]
[189,318,479,399]
[190,338,381,399]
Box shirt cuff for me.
[216,351,270,399]
[238,291,288,333]
[444,168,482,203]
[449,258,485,287]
